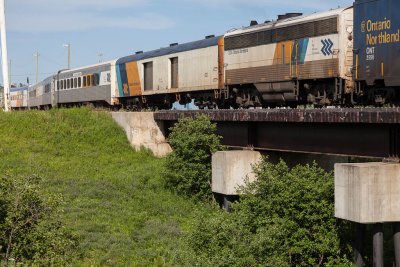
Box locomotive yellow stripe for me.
[273,41,294,65]
[218,37,225,89]
[126,61,142,96]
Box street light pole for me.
[63,43,70,69]
[0,0,10,112]
[33,51,39,84]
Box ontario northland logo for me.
[361,21,366,32]
[321,39,333,56]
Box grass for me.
[0,108,211,266]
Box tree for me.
[184,158,353,266]
[0,174,76,265]
[163,115,223,200]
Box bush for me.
[184,158,353,266]
[0,174,76,266]
[164,115,223,200]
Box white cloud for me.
[9,0,147,11]
[8,13,174,32]
[6,0,174,32]
[5,0,353,32]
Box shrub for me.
[183,158,353,266]
[0,174,76,266]
[164,115,223,200]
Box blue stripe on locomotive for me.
[289,38,308,66]
[116,64,129,97]
[296,38,309,64]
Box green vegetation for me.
[164,115,223,200]
[0,108,212,266]
[185,158,353,266]
[0,108,354,266]
[0,174,75,266]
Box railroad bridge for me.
[154,108,400,159]
[112,108,400,266]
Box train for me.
[6,0,400,110]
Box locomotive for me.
[353,0,400,105]
[7,0,400,110]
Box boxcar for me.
[354,0,400,104]
[115,35,224,109]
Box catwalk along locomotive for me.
[7,0,400,110]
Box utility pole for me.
[33,51,39,83]
[0,0,10,111]
[63,43,70,69]
[26,76,30,110]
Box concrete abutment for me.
[335,162,400,266]
[111,112,172,157]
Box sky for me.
[5,0,353,85]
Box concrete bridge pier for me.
[354,223,366,267]
[373,223,384,267]
[211,150,262,211]
[335,162,400,266]
[394,222,400,267]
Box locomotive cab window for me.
[83,76,87,87]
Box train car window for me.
[57,81,60,90]
[78,77,82,87]
[144,62,153,91]
[93,73,99,86]
[67,79,70,89]
[74,78,77,88]
[63,80,66,90]
[70,78,73,89]
[83,76,87,87]
[87,75,92,87]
